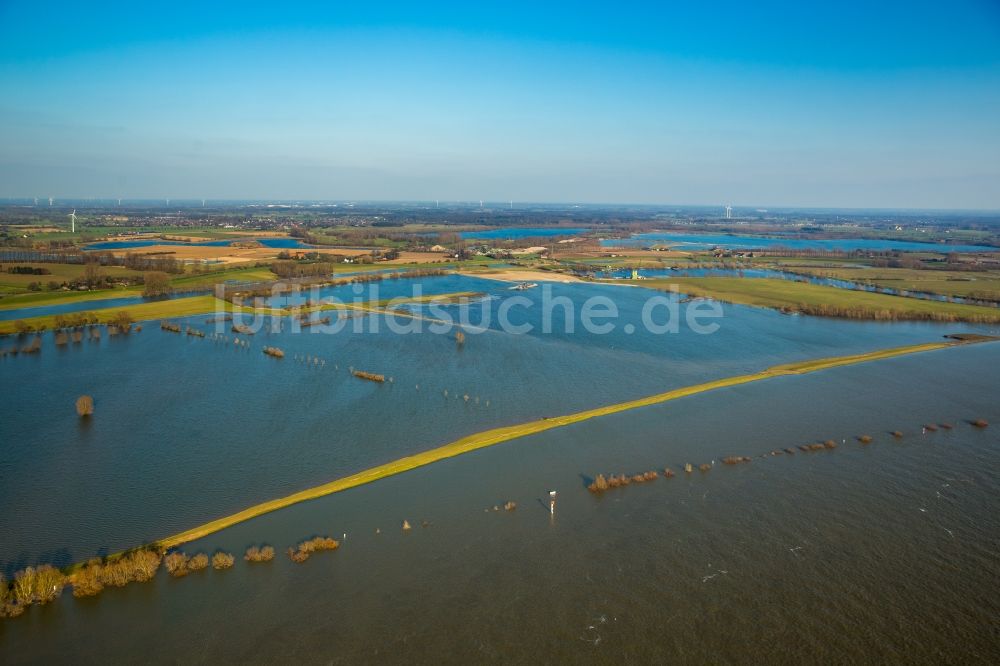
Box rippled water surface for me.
[460,227,586,239]
[1,277,998,664]
[84,238,311,250]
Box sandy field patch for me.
[385,251,452,264]
[468,269,583,283]
[510,246,549,255]
[215,230,291,237]
[555,248,689,260]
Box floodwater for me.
[602,232,998,253]
[461,228,586,240]
[1,277,998,663]
[84,238,311,250]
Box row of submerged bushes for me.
[587,420,990,494]
[3,319,141,356]
[287,537,340,563]
[0,336,41,355]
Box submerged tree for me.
[76,395,94,417]
[71,560,105,598]
[111,311,134,332]
[245,546,275,562]
[12,565,65,605]
[164,552,190,577]
[211,552,235,570]
[188,553,209,571]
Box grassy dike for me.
[0,287,145,311]
[79,337,990,568]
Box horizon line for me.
[1,198,999,215]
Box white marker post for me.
[549,490,557,515]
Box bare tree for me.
[83,261,103,287]
[142,271,172,298]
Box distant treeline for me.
[270,260,339,279]
[121,253,184,273]
[787,303,1000,323]
[0,250,91,264]
[0,250,182,273]
[4,265,51,275]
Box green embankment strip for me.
[0,296,246,334]
[0,287,144,310]
[148,339,965,552]
[641,277,1000,322]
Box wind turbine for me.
[68,210,77,233]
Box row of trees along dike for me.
[6,311,136,336]
[0,536,341,620]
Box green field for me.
[642,277,1000,322]
[1,264,286,309]
[166,265,278,287]
[0,264,146,294]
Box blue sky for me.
[1,0,999,208]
